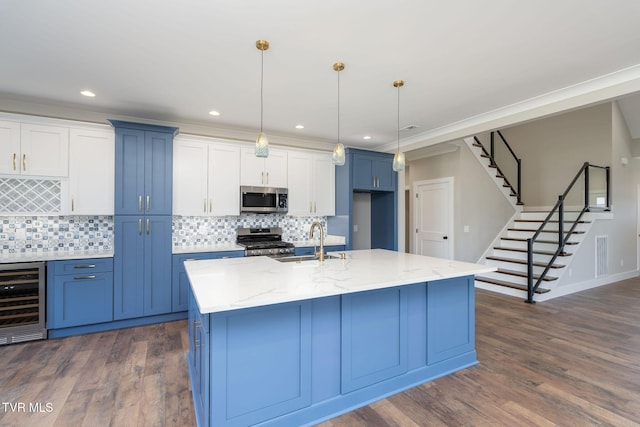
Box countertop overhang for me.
[185,249,496,314]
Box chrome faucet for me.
[309,221,325,261]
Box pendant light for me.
[392,79,405,172]
[332,62,346,166]
[255,39,270,158]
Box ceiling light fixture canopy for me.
[255,39,270,158]
[392,79,405,172]
[332,62,346,166]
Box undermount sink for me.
[274,254,339,263]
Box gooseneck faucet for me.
[309,221,325,261]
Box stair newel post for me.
[516,158,522,205]
[605,166,611,211]
[558,195,566,256]
[526,238,535,304]
[584,162,590,211]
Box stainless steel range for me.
[236,227,295,257]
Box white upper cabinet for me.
[0,121,69,177]
[68,128,115,215]
[173,138,240,216]
[287,150,335,216]
[240,147,287,188]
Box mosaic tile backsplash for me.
[0,216,113,255]
[172,214,328,249]
[0,214,328,255]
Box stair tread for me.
[486,256,565,268]
[508,228,585,234]
[515,219,591,224]
[495,268,558,281]
[475,276,550,294]
[501,237,578,245]
[493,246,572,256]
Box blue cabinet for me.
[47,258,114,329]
[111,120,177,321]
[353,151,395,191]
[112,121,176,216]
[189,291,210,427]
[114,215,172,320]
[328,148,398,251]
[172,250,244,313]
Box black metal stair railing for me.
[474,131,523,205]
[526,162,610,303]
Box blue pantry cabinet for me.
[352,151,395,191]
[110,121,178,321]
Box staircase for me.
[474,210,591,296]
[465,133,607,302]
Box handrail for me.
[525,162,610,303]
[489,131,522,205]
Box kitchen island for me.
[185,249,495,427]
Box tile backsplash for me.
[172,214,327,249]
[0,216,113,255]
[0,214,328,255]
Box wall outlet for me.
[463,225,470,233]
[353,224,358,233]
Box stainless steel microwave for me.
[240,186,288,214]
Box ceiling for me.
[2,0,640,154]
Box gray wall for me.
[407,142,515,263]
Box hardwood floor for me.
[1,278,639,426]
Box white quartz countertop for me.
[0,251,114,264]
[186,249,496,314]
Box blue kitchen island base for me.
[188,275,477,427]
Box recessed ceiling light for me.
[209,110,221,116]
[80,90,96,97]
[295,124,304,129]
[363,136,372,140]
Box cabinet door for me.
[240,147,267,186]
[115,129,146,215]
[20,123,69,176]
[143,215,172,316]
[173,139,209,216]
[286,151,313,216]
[209,143,240,216]
[264,148,287,188]
[313,153,335,216]
[352,154,374,190]
[0,120,21,175]
[48,271,114,329]
[373,157,395,191]
[144,132,173,215]
[69,128,115,214]
[113,216,145,320]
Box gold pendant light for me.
[255,39,270,158]
[332,62,346,166]
[392,79,405,172]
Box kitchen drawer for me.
[50,258,113,275]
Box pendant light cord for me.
[337,68,340,145]
[397,84,400,152]
[260,49,264,133]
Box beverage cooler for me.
[0,262,46,345]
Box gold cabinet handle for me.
[209,199,212,213]
[73,275,96,280]
[73,264,96,269]
[12,153,16,171]
[204,198,207,213]
[22,154,26,171]
[266,171,269,184]
[138,219,142,235]
[146,218,150,235]
[146,195,150,212]
[138,195,143,212]
[71,196,75,212]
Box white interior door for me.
[413,178,453,259]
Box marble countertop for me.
[0,251,114,264]
[185,249,496,314]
